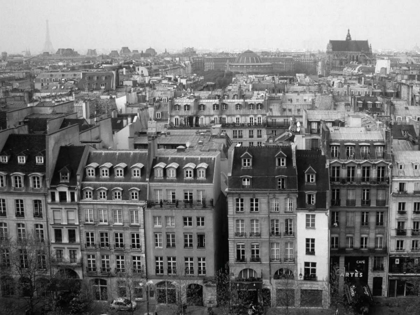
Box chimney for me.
[147,135,157,180]
[291,143,297,167]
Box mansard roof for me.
[51,146,87,186]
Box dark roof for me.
[51,146,87,186]
[0,134,46,173]
[391,124,417,140]
[111,117,125,131]
[81,150,149,201]
[60,119,93,131]
[229,146,297,190]
[296,150,328,209]
[27,117,48,134]
[329,40,370,52]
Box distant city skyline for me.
[1,0,419,54]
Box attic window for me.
[60,172,69,183]
[115,168,124,177]
[86,168,95,177]
[235,104,241,110]
[199,104,205,111]
[306,174,316,183]
[156,112,161,119]
[100,168,109,177]
[276,157,286,167]
[184,105,190,111]
[257,103,263,110]
[0,156,8,164]
[398,164,404,170]
[414,164,419,170]
[242,158,252,168]
[222,104,228,110]
[242,177,251,188]
[36,156,44,164]
[18,156,26,164]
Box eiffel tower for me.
[43,20,54,54]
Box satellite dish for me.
[186,141,190,148]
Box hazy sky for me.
[1,0,419,54]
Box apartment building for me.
[327,125,392,297]
[79,150,148,301]
[227,146,298,307]
[388,151,420,297]
[145,145,225,307]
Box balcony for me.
[86,267,97,275]
[306,204,316,210]
[99,243,110,249]
[306,251,315,256]
[412,230,420,236]
[249,232,261,237]
[396,229,407,236]
[414,211,420,215]
[15,212,24,218]
[100,268,112,275]
[283,257,295,263]
[376,200,386,207]
[270,258,281,262]
[346,177,356,184]
[270,231,281,237]
[114,244,125,250]
[397,210,407,215]
[303,274,318,281]
[361,200,371,206]
[33,212,43,218]
[236,258,247,263]
[373,265,384,271]
[147,199,214,209]
[346,200,356,206]
[131,245,142,251]
[377,177,389,184]
[330,177,340,183]
[235,232,247,237]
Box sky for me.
[1,0,419,54]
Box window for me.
[153,216,162,227]
[330,146,339,158]
[197,168,206,179]
[53,210,62,224]
[131,233,141,249]
[375,235,383,249]
[18,156,26,164]
[198,257,206,275]
[331,236,338,249]
[184,191,193,201]
[242,177,251,187]
[331,166,340,182]
[251,243,260,261]
[236,198,244,212]
[346,166,355,181]
[185,169,193,179]
[306,174,316,183]
[361,166,370,182]
[0,175,5,187]
[249,130,254,138]
[271,219,280,236]
[154,233,162,248]
[98,190,107,200]
[250,219,260,235]
[238,130,243,138]
[362,189,370,204]
[236,219,245,236]
[285,219,293,236]
[285,242,294,261]
[377,166,385,181]
[167,257,176,275]
[242,158,251,168]
[276,157,286,167]
[115,168,124,177]
[235,117,240,124]
[398,202,406,212]
[331,211,339,227]
[361,212,369,226]
[83,189,93,200]
[346,146,355,158]
[286,198,294,212]
[35,224,44,242]
[306,193,315,205]
[306,238,315,255]
[306,214,315,228]
[413,221,420,233]
[69,249,77,263]
[13,175,23,188]
[86,254,96,272]
[98,209,108,224]
[60,172,69,183]
[197,234,205,248]
[166,233,175,248]
[132,256,142,273]
[132,168,141,178]
[85,209,94,223]
[412,240,419,251]
[373,257,384,271]
[100,168,109,178]
[414,203,420,213]
[0,222,8,240]
[346,236,354,249]
[15,200,24,217]
[130,190,139,200]
[250,198,259,212]
[167,190,176,203]
[197,217,205,227]
[32,176,41,189]
[257,130,262,138]
[154,168,163,178]
[116,255,125,273]
[166,216,175,227]
[376,212,384,226]
[396,240,404,251]
[99,232,109,248]
[183,217,193,227]
[185,257,194,275]
[0,156,8,164]
[278,177,286,189]
[270,243,280,261]
[184,234,193,248]
[16,223,26,241]
[361,236,368,249]
[304,262,317,278]
[236,243,245,261]
[86,232,95,247]
[33,200,42,218]
[68,229,76,243]
[270,199,280,212]
[113,190,122,200]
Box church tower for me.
[346,29,352,41]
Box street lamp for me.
[141,280,153,315]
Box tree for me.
[0,235,53,315]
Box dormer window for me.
[18,156,26,164]
[86,168,95,177]
[278,177,286,189]
[222,103,228,110]
[306,193,316,205]
[129,188,140,200]
[115,169,123,177]
[174,104,181,111]
[183,163,196,179]
[36,156,44,164]
[346,145,355,158]
[31,175,42,189]
[249,103,255,110]
[100,168,109,177]
[184,105,190,111]
[242,158,251,168]
[12,174,24,188]
[60,173,69,182]
[236,104,241,110]
[197,163,208,179]
[166,162,179,179]
[213,104,219,110]
[306,174,316,183]
[199,104,205,111]
[83,188,93,200]
[97,189,108,200]
[242,177,251,188]
[241,152,252,168]
[257,103,263,110]
[0,156,8,164]
[275,149,287,167]
[112,188,123,200]
[398,163,404,170]
[156,112,161,119]
[154,162,166,178]
[414,164,419,170]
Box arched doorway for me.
[187,284,203,306]
[56,268,79,279]
[91,279,108,301]
[237,269,259,305]
[238,268,258,280]
[156,281,176,304]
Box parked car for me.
[110,298,137,311]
